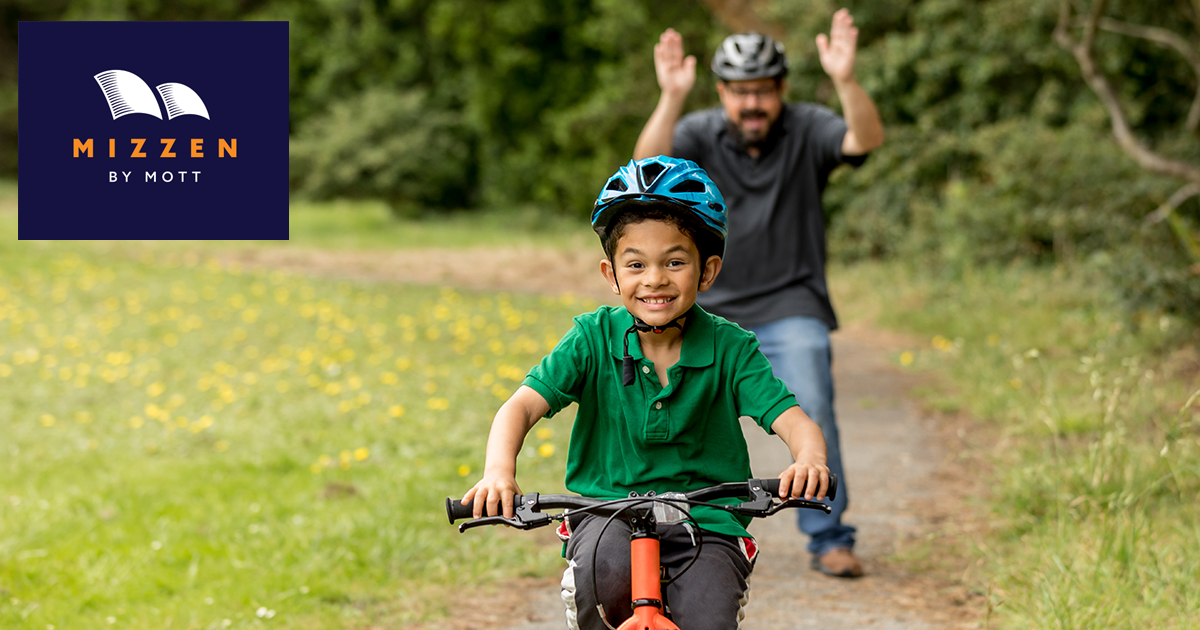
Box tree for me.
[1055,0,1200,266]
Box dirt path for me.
[210,244,986,630]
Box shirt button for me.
[642,366,650,374]
[655,402,663,410]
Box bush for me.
[289,88,476,215]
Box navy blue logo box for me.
[18,21,289,240]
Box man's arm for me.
[818,9,884,156]
[633,28,696,159]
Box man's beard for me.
[728,109,773,149]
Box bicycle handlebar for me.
[445,475,838,532]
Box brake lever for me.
[767,498,832,516]
[731,479,778,517]
[456,492,553,533]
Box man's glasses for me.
[725,84,780,100]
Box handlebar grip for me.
[446,497,474,523]
[760,474,838,501]
[445,494,530,523]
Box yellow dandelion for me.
[0,364,10,377]
[535,427,554,440]
[537,443,555,458]
[457,464,471,477]
[40,414,55,427]
[380,371,398,385]
[146,382,165,397]
[339,450,352,470]
[129,416,144,429]
[389,405,405,418]
[354,447,369,461]
[899,351,914,367]
[324,383,342,396]
[310,463,323,474]
[423,381,438,394]
[75,411,92,424]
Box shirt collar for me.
[607,303,715,368]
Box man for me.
[632,8,884,578]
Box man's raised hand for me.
[654,28,696,97]
[816,8,859,84]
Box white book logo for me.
[94,70,211,121]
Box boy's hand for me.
[461,472,522,519]
[777,461,830,501]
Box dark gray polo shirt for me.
[673,103,866,330]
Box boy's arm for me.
[461,385,551,519]
[769,406,831,501]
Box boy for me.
[461,156,830,630]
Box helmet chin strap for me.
[621,314,686,386]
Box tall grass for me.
[0,238,596,629]
[836,263,1200,629]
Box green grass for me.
[0,181,590,252]
[0,238,598,629]
[834,262,1200,629]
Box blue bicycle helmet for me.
[592,156,727,255]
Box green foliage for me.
[802,0,1200,321]
[289,88,475,213]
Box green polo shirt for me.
[523,304,798,538]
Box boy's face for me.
[599,219,722,328]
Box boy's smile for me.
[600,219,721,330]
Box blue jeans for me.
[745,316,855,556]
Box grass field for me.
[841,263,1200,629]
[4,184,1198,628]
[0,230,598,628]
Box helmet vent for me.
[669,180,707,193]
[639,162,667,187]
[605,178,628,192]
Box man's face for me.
[716,78,785,146]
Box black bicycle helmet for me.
[711,32,788,81]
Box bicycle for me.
[446,475,838,630]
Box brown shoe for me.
[811,547,864,578]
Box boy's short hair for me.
[602,201,724,265]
